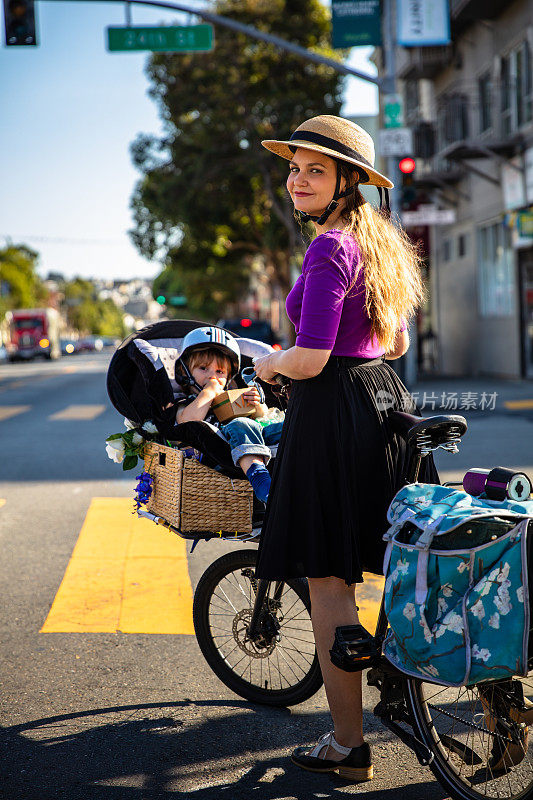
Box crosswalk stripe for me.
[504,399,533,410]
[0,405,31,421]
[49,404,106,420]
[40,498,194,634]
[358,573,385,633]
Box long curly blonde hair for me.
[334,165,425,353]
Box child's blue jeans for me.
[219,417,283,467]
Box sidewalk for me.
[412,374,533,415]
[406,374,533,483]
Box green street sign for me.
[384,93,404,129]
[331,0,381,48]
[107,25,214,53]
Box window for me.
[477,223,514,316]
[442,93,469,144]
[478,73,492,133]
[500,55,512,136]
[499,42,533,135]
[443,239,452,261]
[405,79,420,121]
[458,233,470,258]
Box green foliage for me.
[0,244,48,317]
[130,0,344,312]
[63,278,126,337]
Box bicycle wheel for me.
[406,673,533,800]
[192,548,323,706]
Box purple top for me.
[286,230,406,358]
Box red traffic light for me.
[240,318,252,327]
[399,157,416,174]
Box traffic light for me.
[398,157,417,210]
[3,0,37,46]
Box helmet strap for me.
[175,359,203,393]
[378,187,391,218]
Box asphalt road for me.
[1,353,532,800]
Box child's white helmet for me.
[179,326,241,379]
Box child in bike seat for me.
[173,326,283,503]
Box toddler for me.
[173,326,283,503]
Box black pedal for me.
[330,624,381,672]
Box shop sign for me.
[397,0,450,47]
[502,156,526,211]
[331,0,381,48]
[517,209,533,238]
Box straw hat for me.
[262,114,394,189]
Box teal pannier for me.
[382,483,533,686]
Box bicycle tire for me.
[406,675,533,800]
[193,548,323,706]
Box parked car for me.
[217,318,284,350]
[60,337,76,355]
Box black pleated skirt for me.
[255,355,440,585]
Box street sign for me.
[107,25,214,53]
[383,93,404,129]
[402,206,456,226]
[378,128,413,157]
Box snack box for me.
[212,389,256,423]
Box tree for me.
[0,244,48,318]
[63,278,126,337]
[130,0,344,313]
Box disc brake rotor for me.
[232,609,276,658]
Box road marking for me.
[49,404,106,420]
[40,498,194,634]
[504,399,533,410]
[358,573,385,633]
[0,405,31,421]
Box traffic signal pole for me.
[382,0,418,385]
[40,0,383,85]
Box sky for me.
[0,1,378,282]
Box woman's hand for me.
[254,352,280,384]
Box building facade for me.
[384,0,533,378]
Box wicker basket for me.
[143,441,253,535]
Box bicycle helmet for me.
[177,326,241,392]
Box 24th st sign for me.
[107,24,214,52]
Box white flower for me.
[443,611,464,635]
[124,417,137,430]
[494,585,512,616]
[141,421,158,434]
[403,602,416,621]
[472,644,491,662]
[488,612,500,629]
[437,596,449,616]
[441,584,453,598]
[419,612,433,644]
[131,432,143,446]
[457,560,469,573]
[470,599,485,620]
[497,563,511,582]
[517,586,524,604]
[385,559,410,594]
[106,439,125,463]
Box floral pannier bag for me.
[382,483,533,687]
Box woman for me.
[253,115,439,782]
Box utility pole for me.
[382,0,417,386]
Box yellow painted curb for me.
[504,399,533,410]
[41,498,194,634]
